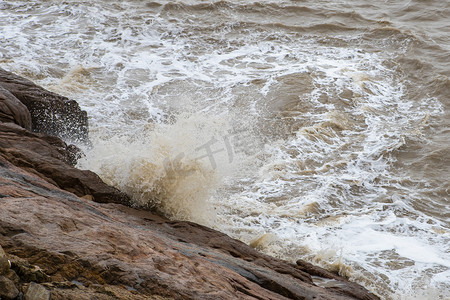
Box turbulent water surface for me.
[1,0,449,299]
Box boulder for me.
[0,245,10,276]
[0,256,10,275]
[0,275,19,300]
[0,122,129,204]
[0,85,32,130]
[24,282,51,300]
[0,68,88,143]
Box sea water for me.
[1,1,449,298]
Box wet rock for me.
[0,275,19,300]
[10,256,50,283]
[0,68,88,143]
[0,85,31,130]
[40,281,170,300]
[296,260,379,300]
[0,122,129,204]
[24,282,50,300]
[0,245,10,276]
[0,256,10,275]
[66,144,84,166]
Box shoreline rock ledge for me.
[0,68,380,300]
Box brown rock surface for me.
[0,122,128,204]
[24,282,50,300]
[0,275,19,300]
[0,69,380,299]
[0,85,31,130]
[0,68,88,143]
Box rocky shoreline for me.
[0,68,379,300]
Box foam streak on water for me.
[1,1,449,299]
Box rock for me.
[0,275,19,300]
[0,68,88,143]
[295,260,379,300]
[66,144,84,166]
[9,256,50,283]
[24,282,50,300]
[40,281,171,300]
[0,257,10,275]
[0,122,129,204]
[0,245,13,280]
[0,70,380,299]
[0,70,126,203]
[0,85,32,130]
